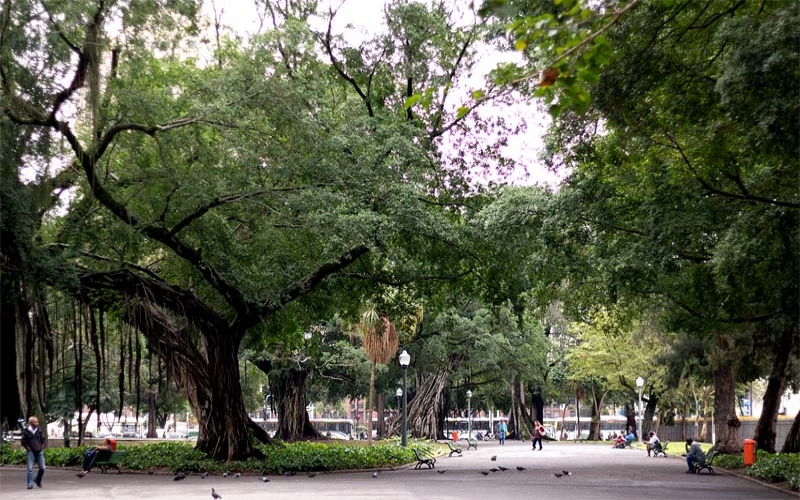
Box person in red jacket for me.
[77,437,116,477]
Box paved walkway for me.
[1,441,796,499]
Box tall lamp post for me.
[466,390,473,440]
[399,350,411,447]
[396,388,403,419]
[636,376,644,444]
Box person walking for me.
[21,416,46,489]
[498,420,507,445]
[532,421,544,450]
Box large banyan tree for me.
[2,0,509,459]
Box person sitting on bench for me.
[77,437,116,477]
[683,437,705,474]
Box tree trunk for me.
[754,326,797,453]
[643,393,658,437]
[268,362,317,443]
[531,388,544,424]
[589,390,601,440]
[367,360,375,445]
[376,393,385,438]
[780,407,800,453]
[712,339,741,453]
[624,402,635,435]
[386,366,449,439]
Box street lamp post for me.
[636,376,644,444]
[399,350,411,447]
[396,388,403,421]
[466,390,473,440]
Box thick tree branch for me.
[257,245,370,324]
[666,133,799,209]
[319,13,374,117]
[79,268,229,334]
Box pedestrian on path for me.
[498,421,507,445]
[532,421,544,450]
[21,416,46,489]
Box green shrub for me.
[0,439,424,474]
[746,452,799,488]
[0,444,25,464]
[713,453,744,469]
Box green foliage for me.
[746,452,800,488]
[0,441,424,472]
[0,444,25,465]
[713,453,744,469]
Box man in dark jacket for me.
[21,416,46,489]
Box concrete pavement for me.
[1,441,796,499]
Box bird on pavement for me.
[516,466,526,471]
[498,466,509,472]
[554,472,564,478]
[480,471,490,476]
[308,473,317,478]
[489,468,500,473]
[173,473,186,481]
[562,470,572,476]
[200,472,208,479]
[233,472,241,478]
[211,487,222,499]
[437,470,447,474]
[490,455,497,461]
[286,471,297,477]
[222,471,229,478]
[261,476,270,483]
[147,471,154,475]
[372,472,379,478]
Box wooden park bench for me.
[413,448,436,470]
[466,438,478,450]
[446,441,462,457]
[693,450,718,474]
[95,450,125,474]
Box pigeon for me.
[200,472,208,479]
[173,473,186,481]
[562,470,573,476]
[307,473,317,478]
[211,488,222,499]
[372,472,379,478]
[489,468,500,473]
[490,455,497,461]
[480,471,490,476]
[233,472,241,479]
[147,471,154,475]
[437,470,447,474]
[498,466,509,472]
[285,471,296,477]
[554,472,564,478]
[222,471,229,478]
[261,476,270,483]
[516,466,527,471]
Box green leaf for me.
[471,90,486,100]
[456,106,470,119]
[404,94,422,110]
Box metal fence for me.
[655,417,794,445]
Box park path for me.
[0,441,796,499]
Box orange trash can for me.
[452,430,459,442]
[743,439,757,466]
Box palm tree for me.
[357,306,399,445]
